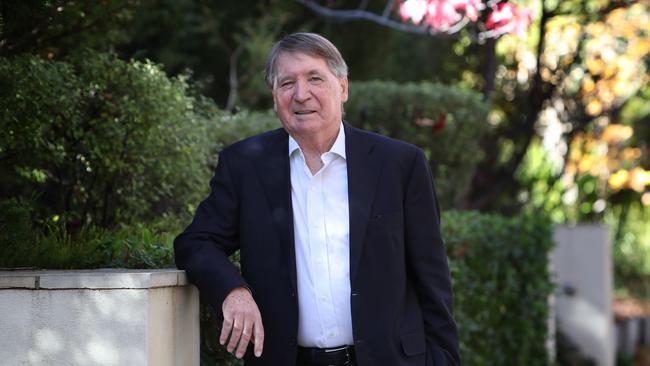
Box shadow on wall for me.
[3,288,148,365]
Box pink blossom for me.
[486,2,533,36]
[398,0,533,36]
[511,6,533,36]
[399,0,428,24]
[425,0,461,30]
[451,0,481,21]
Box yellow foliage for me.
[629,168,650,192]
[586,99,603,116]
[577,2,650,117]
[602,124,633,144]
[609,170,629,191]
[621,148,642,161]
[581,77,596,94]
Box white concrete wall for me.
[552,224,614,366]
[0,269,199,366]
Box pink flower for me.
[399,0,483,30]
[451,0,481,21]
[486,2,533,36]
[399,0,428,24]
[425,0,461,30]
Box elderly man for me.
[174,32,460,366]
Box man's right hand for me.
[220,287,265,359]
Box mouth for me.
[294,110,316,115]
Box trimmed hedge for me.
[0,200,554,365]
[346,81,491,209]
[443,210,554,365]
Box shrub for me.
[0,198,178,270]
[1,206,554,364]
[0,51,218,227]
[443,210,554,365]
[345,81,490,209]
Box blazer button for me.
[290,291,296,298]
[289,338,296,347]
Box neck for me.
[293,123,340,157]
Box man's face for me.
[272,52,348,138]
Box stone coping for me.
[0,268,188,290]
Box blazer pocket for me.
[368,210,403,225]
[400,330,426,357]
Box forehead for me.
[275,52,332,76]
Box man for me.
[174,32,460,366]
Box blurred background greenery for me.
[0,0,648,364]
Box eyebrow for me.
[278,70,324,81]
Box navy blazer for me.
[174,123,460,366]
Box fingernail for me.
[255,350,261,357]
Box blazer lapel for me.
[252,129,297,292]
[345,123,383,283]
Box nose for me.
[293,80,311,102]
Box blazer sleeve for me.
[403,149,461,366]
[174,149,248,309]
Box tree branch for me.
[226,44,245,112]
[296,0,459,39]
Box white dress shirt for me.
[289,123,353,348]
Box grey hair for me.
[264,32,348,89]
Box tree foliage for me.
[0,0,136,58]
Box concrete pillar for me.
[552,224,614,366]
[0,269,199,366]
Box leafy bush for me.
[346,81,491,209]
[0,51,218,227]
[0,198,177,269]
[1,198,554,365]
[443,210,554,365]
[607,202,650,298]
[212,109,281,151]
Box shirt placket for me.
[306,156,339,345]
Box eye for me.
[279,80,294,88]
[309,76,323,84]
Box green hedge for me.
[0,198,554,365]
[443,210,554,365]
[0,51,218,227]
[346,81,490,209]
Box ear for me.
[340,77,349,103]
[271,88,278,112]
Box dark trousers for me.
[296,361,356,366]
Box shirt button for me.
[328,332,336,338]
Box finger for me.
[219,315,233,346]
[227,315,243,353]
[235,317,253,359]
[253,315,265,357]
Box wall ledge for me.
[0,268,188,290]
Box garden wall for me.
[0,269,199,366]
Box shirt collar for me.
[288,122,346,160]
